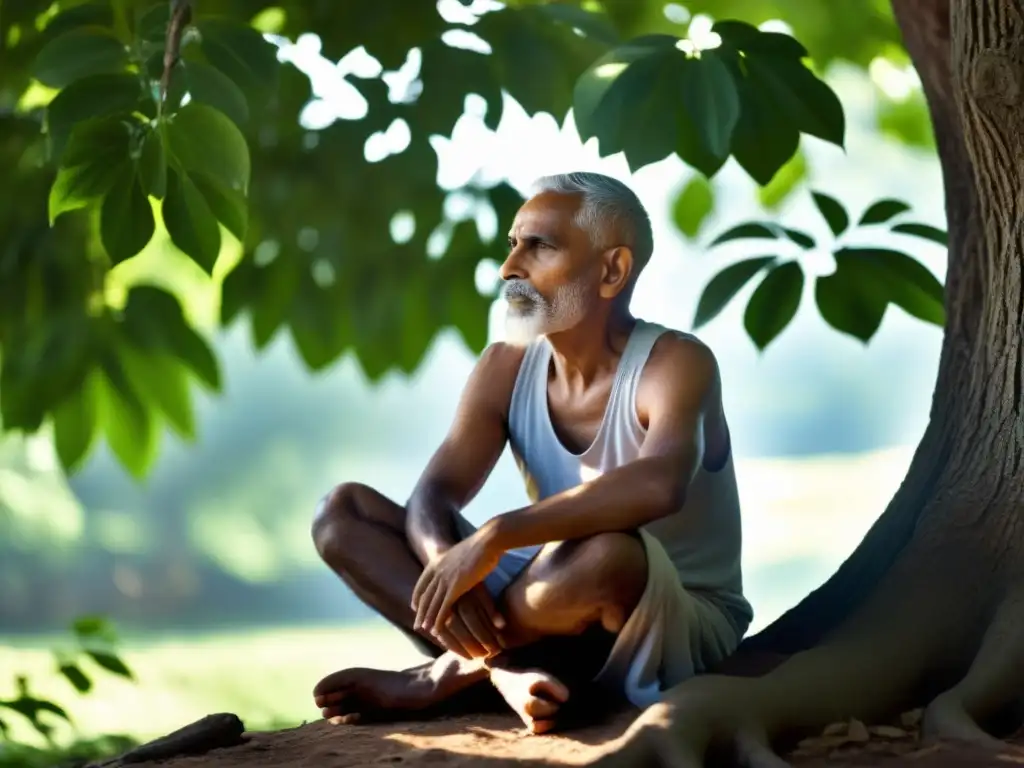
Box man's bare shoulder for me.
[462,342,529,413]
[475,341,528,380]
[645,330,719,385]
[637,331,720,418]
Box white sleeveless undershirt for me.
[506,319,752,635]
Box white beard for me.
[501,279,589,347]
[503,311,547,347]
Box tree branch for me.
[160,0,192,112]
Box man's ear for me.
[599,246,635,300]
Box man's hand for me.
[412,532,502,640]
[430,585,507,659]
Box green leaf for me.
[478,6,605,121]
[48,118,132,223]
[729,64,800,186]
[184,59,250,127]
[251,256,301,349]
[811,191,849,237]
[758,150,806,209]
[892,222,948,247]
[33,27,128,89]
[744,52,845,147]
[59,664,93,694]
[441,222,493,355]
[73,615,118,643]
[858,198,910,225]
[673,175,714,238]
[839,247,945,326]
[45,73,142,161]
[448,277,492,356]
[163,170,223,273]
[694,256,776,328]
[743,261,804,350]
[196,18,281,95]
[139,129,168,199]
[191,172,248,243]
[87,650,134,680]
[100,166,155,264]
[121,285,221,390]
[575,35,709,173]
[396,277,439,375]
[166,103,251,192]
[814,252,889,342]
[288,286,350,371]
[709,221,779,246]
[52,372,100,474]
[416,40,503,135]
[783,228,816,249]
[121,348,195,440]
[713,21,809,59]
[39,4,114,40]
[3,696,71,727]
[98,352,157,479]
[536,3,620,45]
[679,51,740,160]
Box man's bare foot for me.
[489,665,570,735]
[313,653,487,724]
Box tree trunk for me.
[595,1,1024,763]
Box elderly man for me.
[311,172,752,733]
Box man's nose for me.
[498,249,526,281]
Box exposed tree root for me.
[590,541,1018,768]
[921,588,1024,750]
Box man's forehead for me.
[509,191,580,236]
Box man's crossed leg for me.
[310,482,648,733]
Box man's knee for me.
[564,532,647,614]
[311,482,369,559]
[510,532,648,631]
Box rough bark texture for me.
[593,0,1024,764]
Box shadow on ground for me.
[124,710,635,767]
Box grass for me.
[0,621,424,747]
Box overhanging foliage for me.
[0,0,941,479]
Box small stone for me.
[901,709,923,728]
[870,725,910,739]
[822,722,847,736]
[847,719,870,742]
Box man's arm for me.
[479,335,718,552]
[405,342,525,566]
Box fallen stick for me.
[89,713,246,767]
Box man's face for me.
[499,191,599,345]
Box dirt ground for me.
[121,708,1024,768]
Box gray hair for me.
[529,172,654,275]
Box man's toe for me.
[313,669,359,697]
[328,713,363,725]
[530,718,557,735]
[530,676,569,703]
[524,697,559,719]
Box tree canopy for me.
[0,0,946,480]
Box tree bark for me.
[594,0,1024,763]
